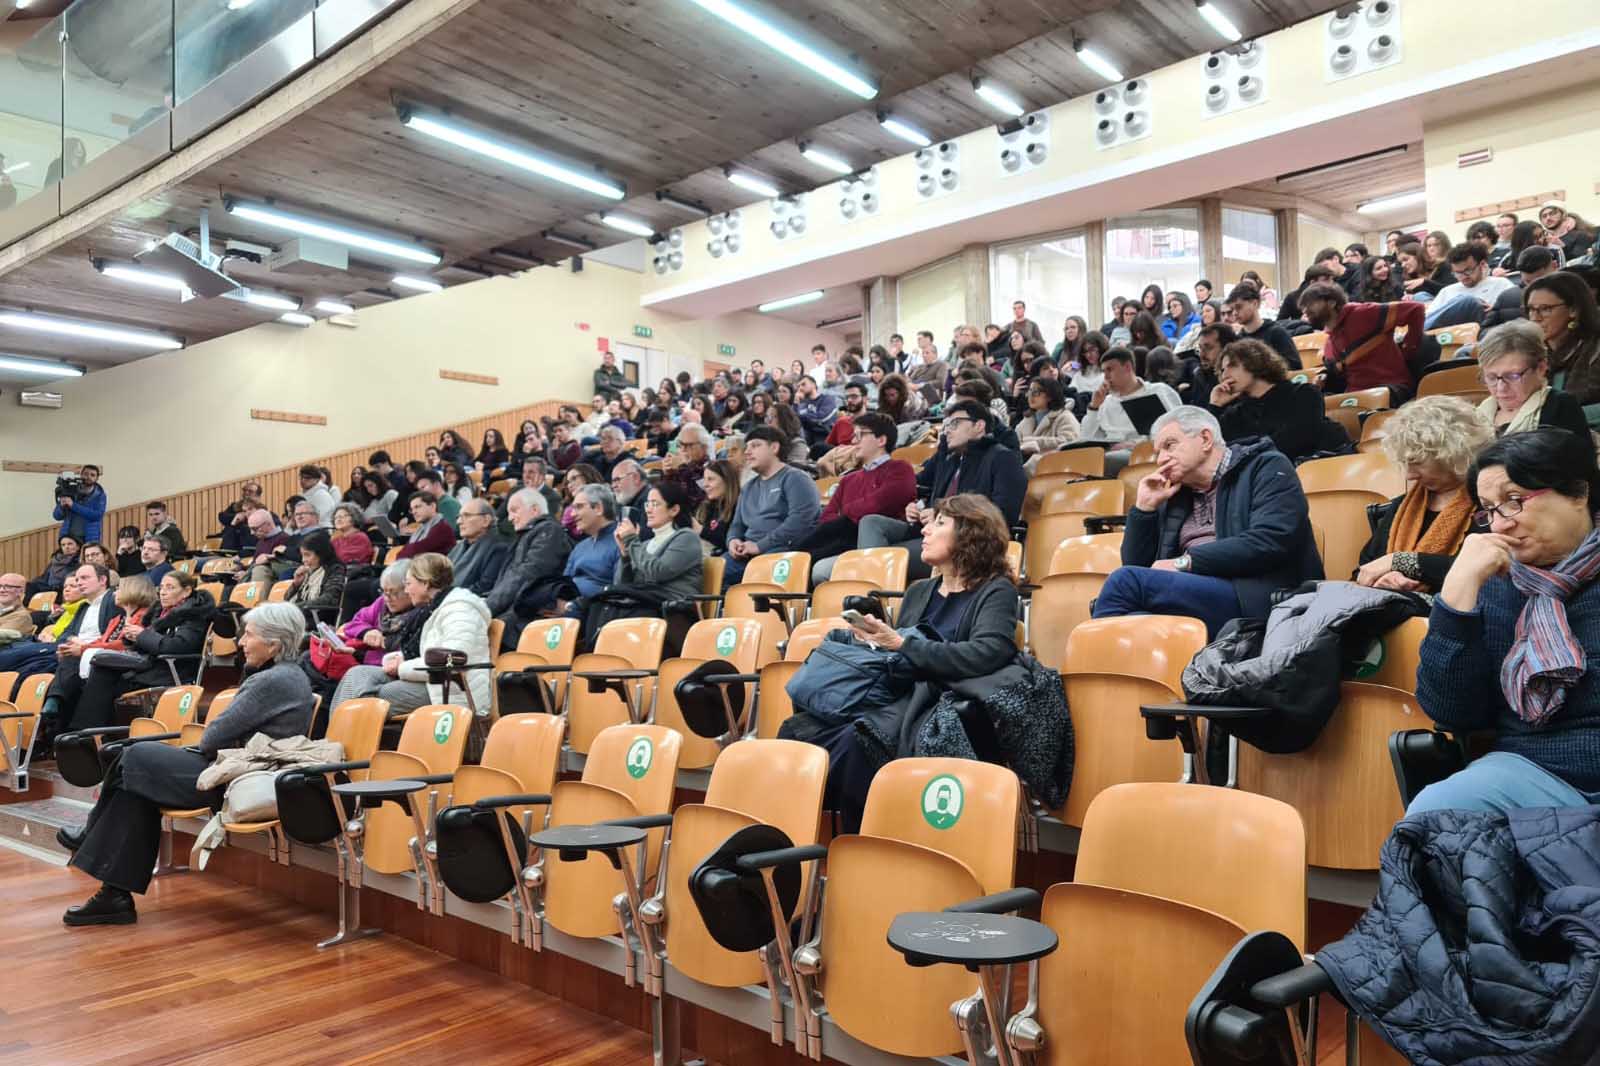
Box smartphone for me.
[841,609,868,627]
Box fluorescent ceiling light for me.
[241,290,300,312]
[655,191,708,217]
[1196,2,1243,41]
[315,299,355,314]
[2,160,29,175]
[726,170,781,198]
[279,312,313,326]
[400,109,625,201]
[599,213,656,238]
[542,230,596,252]
[0,310,181,350]
[224,198,441,265]
[878,114,931,147]
[1357,190,1428,214]
[799,142,852,175]
[686,0,875,99]
[758,290,824,313]
[392,274,443,293]
[97,262,193,299]
[1074,42,1123,82]
[227,0,256,9]
[973,78,1025,118]
[0,354,83,378]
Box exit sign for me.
[632,324,653,338]
[717,343,736,356]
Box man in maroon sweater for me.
[1301,281,1424,404]
[799,412,919,583]
[396,493,457,559]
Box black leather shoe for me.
[56,826,85,852]
[63,885,136,926]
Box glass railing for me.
[0,0,399,249]
[0,13,65,247]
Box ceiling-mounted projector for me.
[134,232,241,299]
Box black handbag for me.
[93,650,151,672]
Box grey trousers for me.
[856,515,932,581]
[331,665,430,716]
[71,743,216,894]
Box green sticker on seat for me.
[244,586,258,599]
[1351,637,1385,679]
[178,693,193,717]
[545,625,562,650]
[433,711,455,744]
[36,680,49,699]
[772,559,791,583]
[921,775,964,830]
[1292,373,1309,384]
[715,626,737,656]
[1340,397,1358,408]
[626,736,654,779]
[1437,331,1453,344]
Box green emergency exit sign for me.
[633,324,653,338]
[717,343,736,356]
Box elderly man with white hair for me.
[662,421,710,510]
[1091,405,1323,636]
[581,425,630,480]
[57,601,314,926]
[484,486,570,649]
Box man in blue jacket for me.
[1093,406,1322,636]
[54,464,107,545]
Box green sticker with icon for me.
[178,692,193,717]
[36,680,49,699]
[626,736,654,779]
[921,774,965,830]
[545,625,562,650]
[245,586,257,599]
[1292,373,1309,384]
[1340,397,1358,408]
[772,559,791,583]
[433,711,455,744]
[1437,331,1453,344]
[715,625,737,656]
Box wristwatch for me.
[1173,554,1193,572]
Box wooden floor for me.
[0,847,652,1066]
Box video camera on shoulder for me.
[54,470,84,500]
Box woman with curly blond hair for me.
[1354,395,1494,591]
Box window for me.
[1222,207,1279,298]
[1104,208,1201,317]
[989,232,1088,344]
[897,256,967,352]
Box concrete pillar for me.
[865,275,898,347]
[960,244,990,328]
[1276,208,1300,289]
[1200,198,1225,291]
[1084,220,1107,328]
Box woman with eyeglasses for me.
[1525,272,1600,426]
[1354,396,1492,593]
[1406,428,1600,813]
[1473,321,1590,444]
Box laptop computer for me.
[1121,394,1171,437]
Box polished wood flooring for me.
[0,847,652,1066]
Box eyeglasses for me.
[1473,488,1551,525]
[0,584,24,592]
[942,417,974,429]
[1482,367,1538,387]
[1525,301,1569,318]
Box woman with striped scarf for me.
[1410,428,1600,813]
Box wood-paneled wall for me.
[0,398,579,580]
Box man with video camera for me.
[52,464,107,546]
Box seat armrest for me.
[471,793,554,810]
[944,887,1041,915]
[602,813,674,830]
[1083,514,1128,535]
[73,726,132,739]
[412,773,457,786]
[0,711,36,720]
[735,843,829,872]
[701,672,761,685]
[1250,963,1333,1008]
[506,664,575,675]
[685,594,726,603]
[300,759,373,777]
[112,731,182,746]
[1140,702,1270,744]
[868,589,906,600]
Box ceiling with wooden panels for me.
[1239,141,1426,220]
[0,0,1352,375]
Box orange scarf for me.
[1386,483,1474,555]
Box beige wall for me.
[1297,213,1365,265]
[1424,83,1600,236]
[0,261,840,537]
[895,256,968,350]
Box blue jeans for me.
[1091,565,1242,638]
[1407,751,1595,815]
[1423,293,1487,330]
